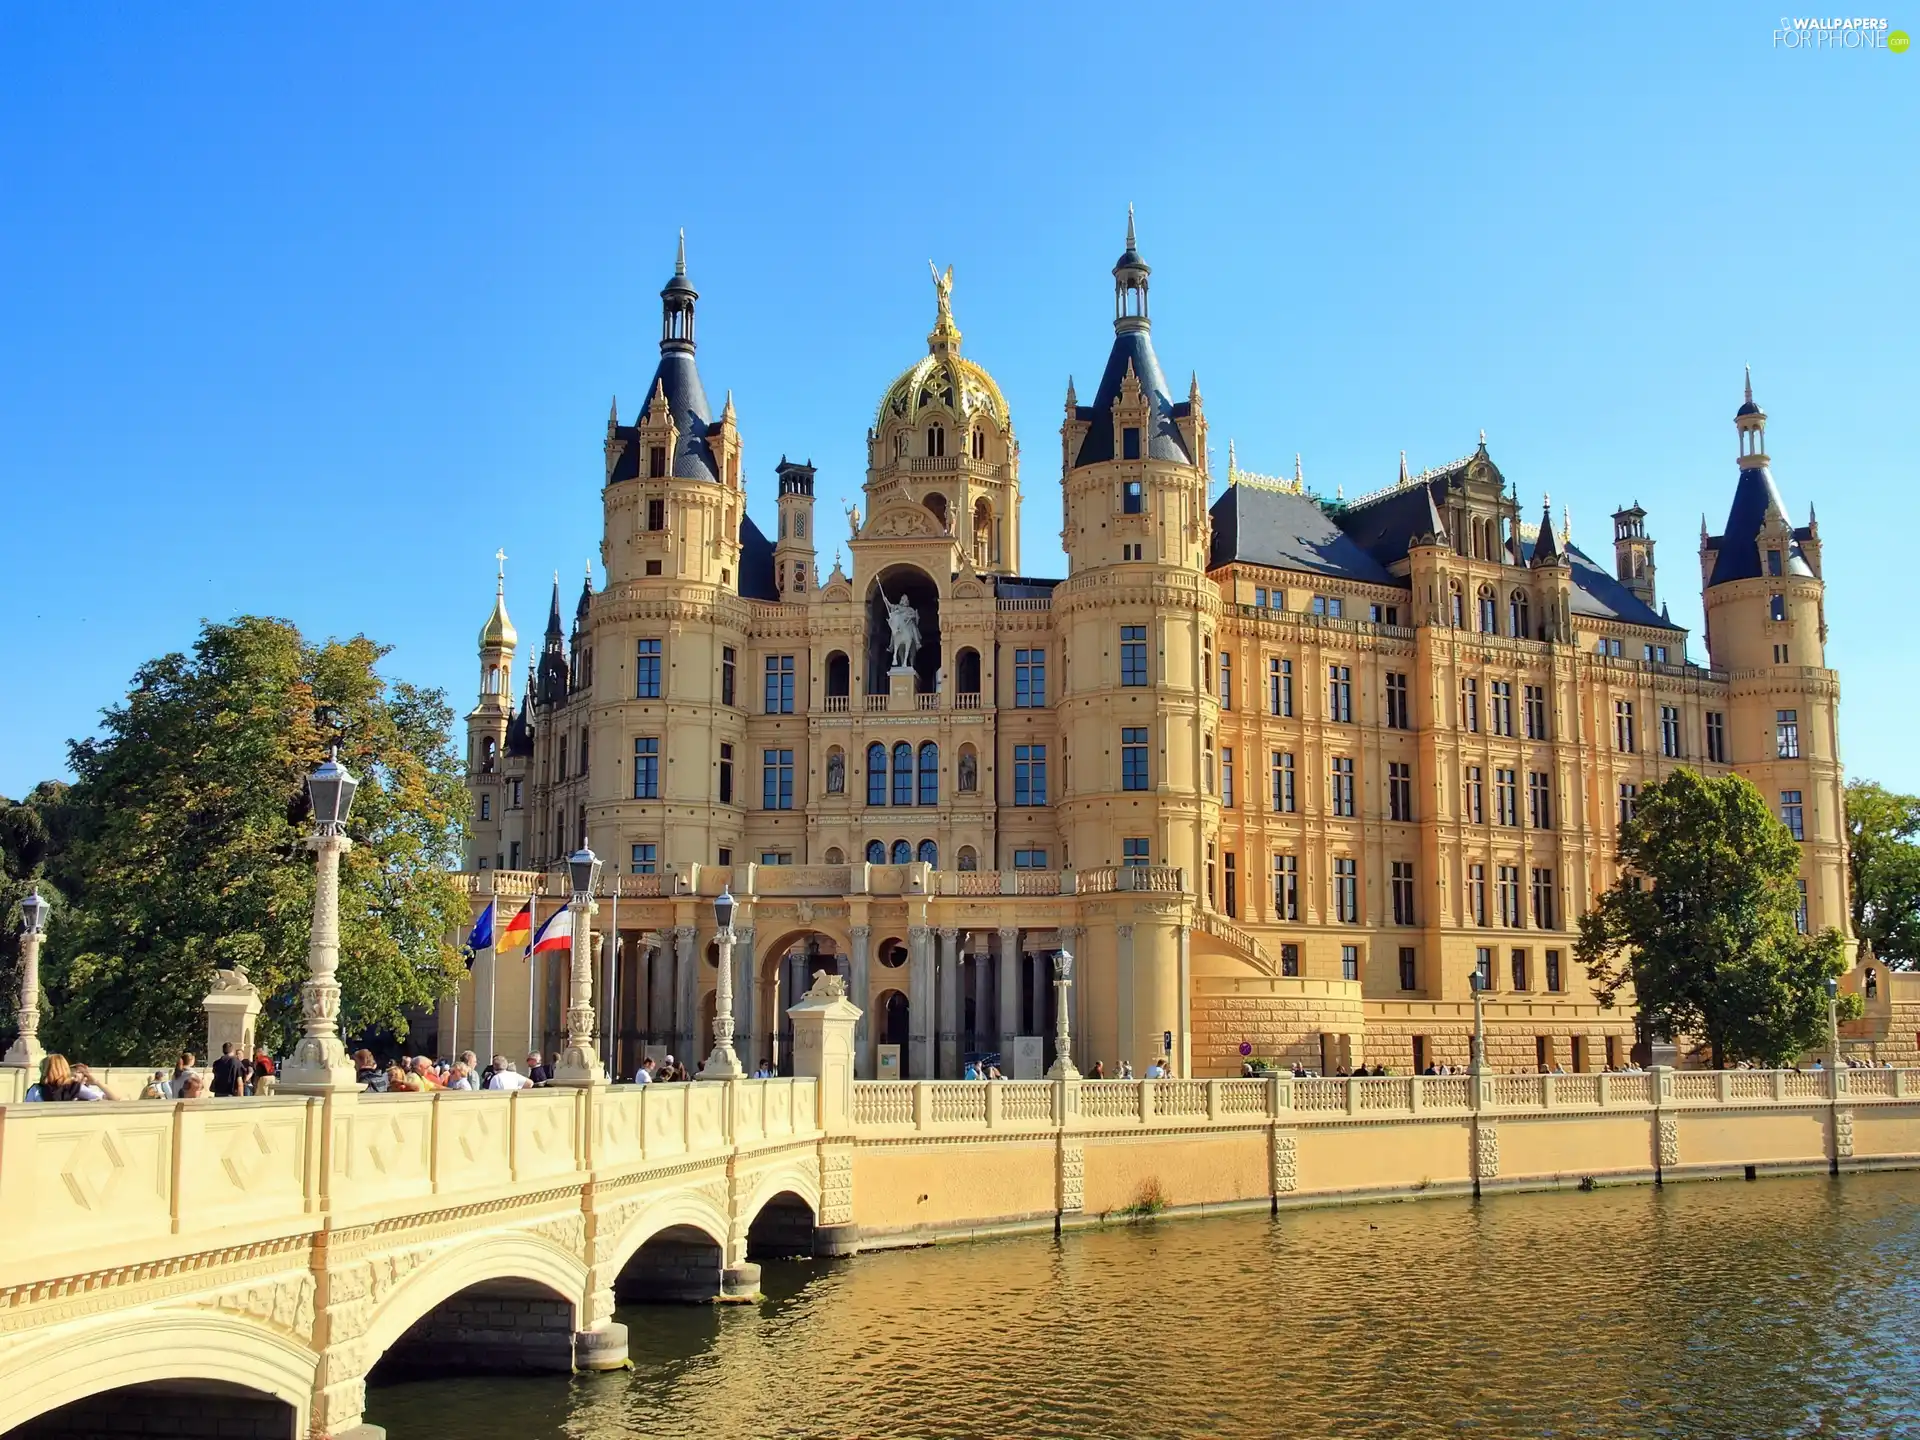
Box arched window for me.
[825,847,844,865]
[957,845,978,871]
[918,742,939,805]
[892,742,914,806]
[926,423,945,458]
[924,493,949,530]
[1509,590,1530,640]
[480,736,497,773]
[955,648,981,695]
[578,732,589,774]
[826,650,851,698]
[891,839,912,865]
[866,840,886,864]
[1204,735,1216,795]
[1478,586,1498,633]
[1449,582,1465,629]
[486,665,501,695]
[576,805,587,848]
[917,839,938,867]
[972,427,986,460]
[867,742,887,806]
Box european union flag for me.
[465,900,496,954]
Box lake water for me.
[369,1171,1920,1438]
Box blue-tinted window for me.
[636,638,662,698]
[763,749,794,810]
[633,737,659,799]
[867,743,887,805]
[1121,625,1147,686]
[918,742,939,806]
[892,742,914,806]
[1122,727,1149,790]
[1014,744,1047,805]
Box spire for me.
[1065,375,1078,408]
[722,388,736,424]
[1294,453,1304,489]
[660,231,697,353]
[607,394,619,431]
[1744,363,1753,406]
[1227,438,1237,479]
[546,572,563,637]
[1419,481,1449,546]
[1531,497,1564,567]
[1112,207,1151,332]
[1399,449,1409,484]
[479,549,516,649]
[1561,503,1572,546]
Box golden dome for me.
[479,554,517,649]
[875,263,1009,432]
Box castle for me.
[449,219,1848,1080]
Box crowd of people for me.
[21,1043,274,1102]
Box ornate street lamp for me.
[1470,968,1489,1076]
[553,845,607,1085]
[1825,975,1841,1078]
[699,885,744,1079]
[5,887,53,1070]
[281,747,362,1093]
[1046,947,1079,1080]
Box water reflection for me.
[371,1172,1920,1438]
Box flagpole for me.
[484,941,497,1062]
[527,888,539,1062]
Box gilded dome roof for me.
[875,263,1009,431]
[877,351,1008,431]
[479,563,516,649]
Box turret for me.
[465,552,517,868]
[570,564,595,694]
[536,573,569,707]
[1527,495,1574,643]
[1700,373,1849,944]
[1612,501,1657,609]
[774,457,817,597]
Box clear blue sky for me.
[2,3,1913,798]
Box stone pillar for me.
[908,923,933,1079]
[554,899,605,1086]
[1175,924,1192,1078]
[849,924,873,1077]
[938,926,960,1078]
[643,935,667,1054]
[734,924,756,1073]
[1116,922,1136,1073]
[1131,919,1180,1078]
[673,924,697,1064]
[997,925,1020,1064]
[202,969,262,1069]
[788,968,862,1131]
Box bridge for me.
[6,979,1920,1440]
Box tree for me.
[0,782,74,1034]
[1576,768,1850,1069]
[1846,780,1920,969]
[39,616,469,1061]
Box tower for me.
[465,551,517,869]
[1700,372,1849,943]
[1058,210,1215,1072]
[1612,502,1656,609]
[774,457,817,597]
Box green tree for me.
[0,781,74,1034]
[1845,780,1920,969]
[1576,768,1849,1069]
[40,616,469,1061]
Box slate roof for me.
[1707,464,1814,586]
[1209,483,1400,586]
[1071,328,1194,467]
[738,514,779,601]
[1207,472,1685,633]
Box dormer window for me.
[1122,426,1141,460]
[926,423,945,458]
[1123,479,1144,514]
[649,446,666,478]
[1767,549,1783,576]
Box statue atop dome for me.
[928,261,959,349]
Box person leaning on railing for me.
[24,1054,120,1102]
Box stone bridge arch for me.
[0,1309,317,1438]
[358,1225,592,1368]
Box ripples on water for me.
[371,1172,1920,1439]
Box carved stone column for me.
[908,923,934,1079]
[280,833,359,1093]
[938,926,960,1078]
[673,924,697,1064]
[997,925,1020,1065]
[849,924,873,1077]
[734,924,756,1068]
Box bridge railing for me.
[847,1068,1920,1136]
[0,1078,822,1276]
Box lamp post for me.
[281,748,361,1093]
[699,885,744,1079]
[1825,975,1841,1076]
[1046,947,1079,1079]
[554,845,606,1085]
[1470,967,1489,1076]
[4,887,52,1071]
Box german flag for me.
[499,898,535,951]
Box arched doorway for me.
[759,930,842,1074]
[867,564,941,694]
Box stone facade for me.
[449,228,1850,1081]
